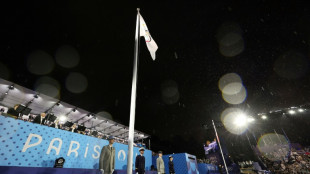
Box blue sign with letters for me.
[153,153,200,174]
[0,116,152,170]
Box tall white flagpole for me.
[127,8,140,174]
[212,120,229,174]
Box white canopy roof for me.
[0,78,149,141]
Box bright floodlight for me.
[221,108,249,135]
[288,110,296,114]
[59,115,67,122]
[261,115,267,120]
[247,117,255,123]
[233,113,247,127]
[298,108,304,113]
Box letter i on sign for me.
[84,144,89,158]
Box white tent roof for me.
[0,78,149,141]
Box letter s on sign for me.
[92,145,100,159]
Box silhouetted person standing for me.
[157,151,165,174]
[135,147,145,174]
[99,136,115,174]
[168,155,175,174]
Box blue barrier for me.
[0,166,158,174]
[153,153,200,174]
[0,116,152,170]
[198,163,220,174]
[198,163,240,174]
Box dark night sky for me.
[1,0,310,160]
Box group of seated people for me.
[1,104,149,146]
[2,104,85,132]
[234,145,310,173]
[0,104,127,144]
[258,146,310,173]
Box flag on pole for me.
[139,14,158,60]
[127,10,157,174]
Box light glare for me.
[288,110,296,114]
[233,113,247,127]
[59,116,67,122]
[261,115,267,120]
[298,108,304,113]
[247,117,255,122]
[221,108,248,135]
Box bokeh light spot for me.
[217,22,244,57]
[97,111,113,120]
[219,33,243,46]
[222,86,247,105]
[161,80,180,105]
[35,76,60,98]
[27,50,55,75]
[222,82,243,95]
[257,133,290,161]
[219,40,244,57]
[55,45,80,68]
[221,108,248,135]
[65,72,88,93]
[218,73,242,93]
[233,113,247,127]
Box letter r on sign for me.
[67,141,80,157]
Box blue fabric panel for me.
[0,116,152,170]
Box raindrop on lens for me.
[222,86,247,105]
[97,111,113,120]
[161,80,180,105]
[27,50,55,75]
[35,76,60,98]
[65,72,88,93]
[55,45,80,68]
[217,22,244,57]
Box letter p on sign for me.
[22,133,42,152]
